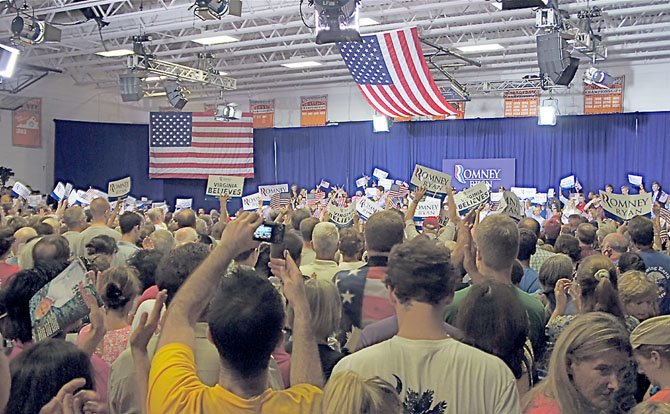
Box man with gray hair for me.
[61,206,87,253]
[143,229,175,254]
[601,232,628,265]
[299,221,339,282]
[146,207,167,230]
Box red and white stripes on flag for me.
[338,27,460,118]
[149,112,254,179]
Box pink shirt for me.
[77,324,132,365]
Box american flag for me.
[149,112,254,179]
[658,207,670,243]
[388,183,409,198]
[270,192,291,210]
[338,27,460,118]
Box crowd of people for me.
[0,179,669,414]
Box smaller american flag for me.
[270,192,291,210]
[389,183,409,198]
[306,194,318,208]
[658,208,670,243]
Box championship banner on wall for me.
[13,98,41,148]
[503,89,540,118]
[584,77,624,115]
[300,95,327,127]
[250,99,275,129]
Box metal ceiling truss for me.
[0,0,668,96]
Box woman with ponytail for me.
[77,265,141,364]
[541,255,638,388]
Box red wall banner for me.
[13,98,41,148]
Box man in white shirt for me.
[332,236,520,413]
[299,222,340,282]
[146,207,168,231]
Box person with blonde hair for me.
[523,312,634,414]
[77,265,141,364]
[630,401,670,414]
[321,370,401,414]
[630,315,670,404]
[546,255,636,365]
[288,279,343,381]
[619,270,660,322]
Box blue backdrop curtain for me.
[54,112,670,212]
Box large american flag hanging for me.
[149,112,254,179]
[338,27,460,118]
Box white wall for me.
[1,58,669,192]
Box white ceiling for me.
[4,0,670,99]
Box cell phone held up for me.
[253,222,285,243]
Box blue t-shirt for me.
[520,267,541,294]
[638,250,670,315]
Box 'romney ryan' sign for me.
[599,191,652,220]
[442,158,516,191]
[410,164,452,196]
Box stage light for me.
[192,35,239,45]
[215,103,241,121]
[314,0,363,45]
[191,0,242,21]
[583,67,618,89]
[281,61,322,69]
[119,74,144,102]
[97,49,134,57]
[0,44,20,78]
[372,113,391,132]
[164,80,188,109]
[538,99,558,126]
[456,43,505,54]
[10,15,62,45]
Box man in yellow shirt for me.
[148,212,323,413]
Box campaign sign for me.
[599,191,652,220]
[442,158,515,191]
[454,182,490,215]
[328,202,355,226]
[414,196,442,218]
[242,193,261,211]
[560,175,575,190]
[206,175,244,197]
[410,164,452,196]
[372,168,389,180]
[628,174,643,187]
[356,196,383,220]
[11,181,30,199]
[510,187,537,200]
[108,177,132,198]
[258,184,289,201]
[28,195,43,208]
[355,177,368,188]
[378,178,393,191]
[51,182,65,201]
[175,198,193,211]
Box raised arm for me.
[218,194,230,222]
[269,252,323,388]
[157,212,263,350]
[405,187,426,222]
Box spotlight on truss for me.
[190,0,242,20]
[10,15,62,45]
[313,0,362,45]
[215,103,241,121]
[538,98,558,126]
[583,67,618,89]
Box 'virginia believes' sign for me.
[442,158,516,191]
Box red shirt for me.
[0,262,20,287]
[650,389,670,403]
[525,394,561,414]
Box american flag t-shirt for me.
[337,27,459,118]
[149,112,254,179]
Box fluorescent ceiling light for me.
[359,17,379,26]
[455,43,505,53]
[219,70,228,75]
[0,44,20,78]
[281,61,322,69]
[144,76,166,82]
[192,35,239,45]
[96,49,134,57]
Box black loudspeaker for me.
[119,74,143,102]
[164,80,188,109]
[500,0,548,9]
[536,32,580,86]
